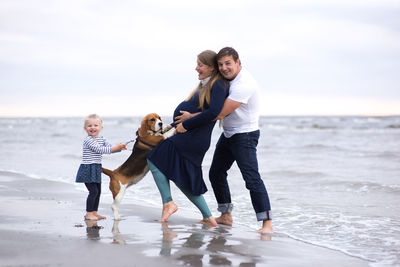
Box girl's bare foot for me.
[200,216,217,227]
[257,220,273,234]
[160,201,178,222]
[215,213,233,226]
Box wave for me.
[51,133,66,138]
[301,143,343,150]
[273,207,400,266]
[0,169,73,185]
[311,124,337,130]
[266,170,328,178]
[369,151,400,159]
[60,154,81,160]
[386,124,400,129]
[323,179,400,194]
[0,169,41,180]
[239,209,380,264]
[258,116,400,132]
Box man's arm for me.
[216,98,241,120]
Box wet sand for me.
[0,172,370,267]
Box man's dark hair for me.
[217,47,239,62]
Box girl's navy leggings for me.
[85,183,101,212]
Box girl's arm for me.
[85,138,125,154]
[111,143,127,152]
[103,138,126,152]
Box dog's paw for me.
[163,128,175,138]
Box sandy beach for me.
[0,171,370,267]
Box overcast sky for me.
[1,0,399,117]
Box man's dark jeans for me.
[209,130,271,221]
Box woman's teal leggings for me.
[147,159,212,219]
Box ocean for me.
[0,116,399,266]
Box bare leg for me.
[257,220,273,234]
[160,201,178,222]
[215,212,233,226]
[200,216,217,227]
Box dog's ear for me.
[138,117,149,137]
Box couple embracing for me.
[147,47,273,234]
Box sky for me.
[1,0,399,117]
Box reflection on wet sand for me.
[85,220,103,241]
[109,218,269,266]
[159,223,260,266]
[160,223,177,256]
[111,220,126,245]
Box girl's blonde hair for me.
[185,50,223,110]
[84,114,103,128]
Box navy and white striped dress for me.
[75,136,112,183]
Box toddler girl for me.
[76,114,126,221]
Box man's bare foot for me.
[215,213,233,226]
[160,201,178,222]
[95,214,106,220]
[84,212,98,221]
[200,216,217,227]
[257,220,273,234]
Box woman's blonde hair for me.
[84,114,103,128]
[185,50,222,110]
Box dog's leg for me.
[112,182,127,220]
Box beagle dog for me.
[102,113,169,220]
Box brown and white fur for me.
[102,113,170,220]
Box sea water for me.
[0,116,399,266]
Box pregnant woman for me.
[147,50,228,226]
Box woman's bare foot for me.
[160,201,178,222]
[257,220,273,234]
[215,212,233,226]
[200,216,217,227]
[84,212,98,221]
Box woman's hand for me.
[174,111,196,124]
[174,123,187,134]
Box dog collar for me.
[136,137,156,149]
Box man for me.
[210,47,273,233]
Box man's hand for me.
[174,111,200,124]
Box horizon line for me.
[0,113,399,118]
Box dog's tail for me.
[102,167,113,178]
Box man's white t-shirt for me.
[222,67,260,138]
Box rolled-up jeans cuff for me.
[256,210,272,221]
[217,203,234,213]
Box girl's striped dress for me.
[76,136,112,183]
